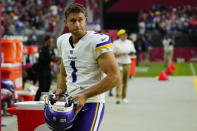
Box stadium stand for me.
[1,0,68,45]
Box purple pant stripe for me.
[67,103,105,131]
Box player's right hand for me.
[72,93,88,115]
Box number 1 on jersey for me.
[70,61,77,83]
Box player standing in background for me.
[34,36,56,101]
[162,35,175,67]
[113,29,136,104]
[52,4,121,131]
[143,34,152,67]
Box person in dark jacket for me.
[34,36,56,101]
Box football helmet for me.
[44,94,78,131]
[1,79,15,93]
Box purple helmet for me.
[1,79,15,93]
[44,95,76,130]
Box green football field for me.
[135,62,197,77]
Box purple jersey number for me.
[70,61,77,83]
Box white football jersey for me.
[113,39,136,64]
[57,31,113,103]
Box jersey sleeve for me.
[93,34,113,59]
[112,40,118,53]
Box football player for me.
[52,3,121,131]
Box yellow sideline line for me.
[193,76,197,93]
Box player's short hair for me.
[64,3,86,19]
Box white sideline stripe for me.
[93,103,103,131]
[1,63,22,67]
[190,63,196,76]
[136,67,148,72]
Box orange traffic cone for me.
[158,71,168,80]
[166,65,173,75]
[170,62,175,70]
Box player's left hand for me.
[72,93,88,115]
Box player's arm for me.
[86,52,121,97]
[72,52,121,114]
[53,59,67,95]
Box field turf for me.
[135,62,197,77]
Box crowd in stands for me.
[1,0,66,43]
[138,4,197,35]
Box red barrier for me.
[6,107,45,131]
[17,94,35,101]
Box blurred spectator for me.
[134,34,144,66]
[162,35,175,67]
[143,35,152,66]
[159,15,167,35]
[34,35,56,101]
[141,3,197,35]
[146,11,155,30]
[138,10,146,35]
[153,11,161,31]
[190,15,197,33]
[15,20,24,33]
[169,20,177,35]
[1,0,65,40]
[180,14,190,33]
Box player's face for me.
[65,12,87,36]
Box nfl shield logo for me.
[70,50,73,54]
